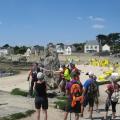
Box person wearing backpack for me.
[64,72,83,120]
[87,74,100,113]
[104,75,120,119]
[27,62,40,97]
[81,72,98,119]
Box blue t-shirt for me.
[83,78,93,90]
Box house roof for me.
[85,40,99,45]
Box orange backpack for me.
[70,82,83,107]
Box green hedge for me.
[0,110,35,120]
[11,88,28,97]
[54,100,66,111]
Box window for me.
[95,46,97,49]
[91,46,93,49]
[86,46,88,49]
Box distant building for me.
[31,45,44,55]
[24,48,31,57]
[64,46,72,55]
[56,44,64,54]
[102,44,110,52]
[0,49,8,56]
[0,47,14,56]
[84,40,99,53]
[56,44,75,55]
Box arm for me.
[33,81,36,91]
[27,70,32,81]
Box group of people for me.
[27,62,120,120]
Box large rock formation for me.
[42,43,60,89]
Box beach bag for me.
[70,82,83,107]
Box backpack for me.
[70,82,83,107]
[87,81,98,98]
[111,83,119,102]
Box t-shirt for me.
[35,81,47,98]
[107,83,120,96]
[66,79,81,100]
[83,78,93,90]
[64,68,71,81]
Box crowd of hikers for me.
[27,62,120,120]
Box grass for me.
[54,100,66,111]
[11,88,28,97]
[54,95,67,111]
[56,96,67,100]
[0,110,35,120]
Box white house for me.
[64,46,72,55]
[0,49,8,56]
[56,44,73,55]
[84,40,99,53]
[56,44,64,54]
[102,44,110,52]
[24,48,31,57]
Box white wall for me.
[0,49,8,56]
[84,45,99,53]
[102,44,110,51]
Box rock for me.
[40,43,60,89]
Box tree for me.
[108,33,120,52]
[72,43,85,52]
[2,44,10,48]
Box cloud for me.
[88,16,105,22]
[0,21,2,25]
[77,17,83,20]
[92,24,105,29]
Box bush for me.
[54,100,66,111]
[0,110,35,120]
[56,96,67,100]
[11,88,28,97]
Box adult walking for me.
[81,72,98,119]
[64,72,83,120]
[34,72,48,120]
[104,75,120,119]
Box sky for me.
[0,0,120,46]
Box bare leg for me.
[104,111,108,119]
[36,109,40,120]
[43,109,47,120]
[64,112,69,120]
[80,105,84,117]
[89,107,93,118]
[112,112,116,119]
[75,113,79,120]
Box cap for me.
[37,72,44,80]
[86,72,94,76]
[110,73,119,82]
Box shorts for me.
[35,97,48,110]
[84,96,94,107]
[65,100,81,113]
[88,97,94,107]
